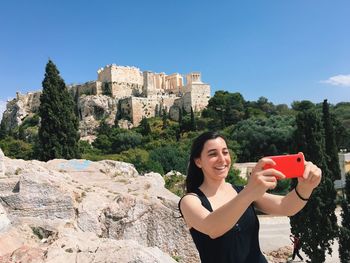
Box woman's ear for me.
[194,158,202,168]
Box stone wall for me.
[111,82,143,98]
[188,83,211,112]
[97,64,143,85]
[70,81,102,97]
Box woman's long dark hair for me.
[186,131,227,193]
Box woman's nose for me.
[217,153,225,162]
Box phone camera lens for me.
[297,157,301,162]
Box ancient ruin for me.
[1,64,211,140]
[71,64,211,126]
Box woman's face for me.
[195,137,231,180]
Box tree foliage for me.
[0,136,33,159]
[37,60,80,161]
[322,99,341,181]
[339,173,350,263]
[139,117,151,136]
[148,143,188,174]
[202,90,245,128]
[227,115,295,162]
[93,127,143,154]
[339,173,350,262]
[290,108,338,263]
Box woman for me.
[179,131,322,263]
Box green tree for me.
[331,102,350,150]
[322,99,341,181]
[92,134,112,153]
[37,60,80,161]
[178,107,183,127]
[290,109,338,263]
[149,144,188,174]
[109,129,143,153]
[339,173,350,262]
[162,109,169,130]
[202,91,245,128]
[228,115,295,162]
[291,100,315,112]
[245,96,277,118]
[0,136,33,159]
[0,119,7,140]
[190,107,196,131]
[139,117,151,136]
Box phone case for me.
[263,153,305,179]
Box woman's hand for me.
[245,157,285,200]
[297,161,322,190]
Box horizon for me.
[1,0,350,120]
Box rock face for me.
[1,91,41,130]
[0,152,199,263]
[78,94,117,140]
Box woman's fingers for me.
[302,161,312,179]
[299,161,322,187]
[254,157,275,172]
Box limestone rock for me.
[46,231,177,263]
[0,148,5,178]
[0,204,10,233]
[0,157,199,262]
[78,95,117,138]
[1,92,41,131]
[0,173,75,220]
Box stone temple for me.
[71,64,211,125]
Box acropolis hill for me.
[1,64,211,141]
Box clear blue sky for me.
[1,0,350,118]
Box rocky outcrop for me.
[78,94,118,140]
[1,93,120,142]
[0,153,199,263]
[1,91,41,130]
[0,148,5,178]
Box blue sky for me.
[1,0,350,119]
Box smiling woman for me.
[178,131,322,263]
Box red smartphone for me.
[263,153,305,179]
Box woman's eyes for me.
[208,151,229,156]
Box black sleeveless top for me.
[179,185,267,263]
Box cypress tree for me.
[155,104,159,117]
[322,99,341,181]
[162,109,168,130]
[38,60,80,161]
[190,107,196,131]
[0,119,7,140]
[290,109,338,262]
[139,117,151,136]
[339,173,350,262]
[178,107,183,133]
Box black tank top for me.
[179,185,267,263]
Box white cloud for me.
[0,101,7,121]
[322,74,350,87]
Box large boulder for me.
[0,156,199,263]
